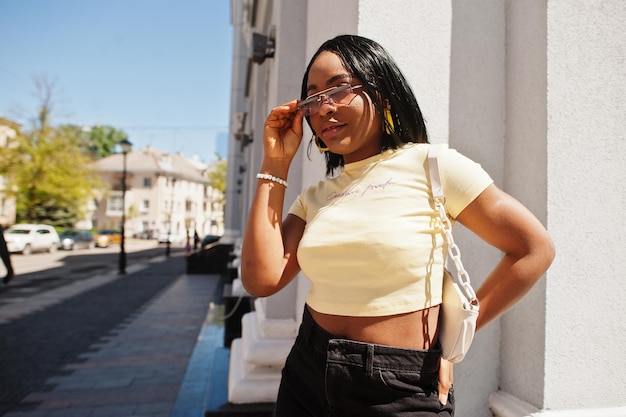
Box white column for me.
[227,0,308,404]
[222,0,249,243]
[491,0,626,415]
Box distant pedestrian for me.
[185,230,192,253]
[193,230,200,250]
[0,225,15,285]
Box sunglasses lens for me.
[331,88,351,103]
[297,102,312,116]
[298,85,361,117]
[297,100,320,117]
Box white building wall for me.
[359,1,452,145]
[543,0,626,410]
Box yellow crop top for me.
[288,143,493,317]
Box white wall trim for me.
[490,391,626,417]
[490,391,539,417]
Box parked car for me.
[157,232,185,244]
[133,230,157,239]
[201,234,222,248]
[59,229,94,250]
[4,224,60,255]
[94,229,121,248]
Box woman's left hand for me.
[438,357,453,405]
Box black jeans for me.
[275,306,454,417]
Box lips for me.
[321,123,345,138]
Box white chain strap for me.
[428,146,479,310]
[433,197,479,309]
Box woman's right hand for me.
[438,358,453,405]
[263,100,304,164]
[241,100,306,298]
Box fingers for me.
[438,358,454,405]
[265,102,302,139]
[263,100,304,160]
[265,100,301,129]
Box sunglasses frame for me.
[297,84,362,116]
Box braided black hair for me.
[301,34,429,176]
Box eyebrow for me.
[307,73,352,94]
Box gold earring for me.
[383,105,394,135]
[314,135,329,152]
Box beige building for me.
[223,1,626,416]
[0,116,18,227]
[92,146,224,240]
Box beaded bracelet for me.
[256,173,288,188]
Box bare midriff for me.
[307,304,441,350]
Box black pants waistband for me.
[297,306,441,375]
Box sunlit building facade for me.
[92,146,224,240]
[0,116,18,227]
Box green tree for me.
[207,156,227,204]
[60,124,128,159]
[0,77,104,227]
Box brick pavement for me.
[1,255,226,417]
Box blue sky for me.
[0,0,232,164]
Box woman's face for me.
[305,51,383,164]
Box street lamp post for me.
[165,177,176,257]
[118,139,132,274]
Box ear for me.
[373,90,386,109]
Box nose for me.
[316,96,336,116]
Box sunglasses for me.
[297,84,363,117]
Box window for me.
[143,177,152,187]
[108,196,123,212]
[141,200,149,212]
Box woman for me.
[241,35,554,417]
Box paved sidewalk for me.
[2,256,225,417]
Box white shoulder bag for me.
[428,145,480,364]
